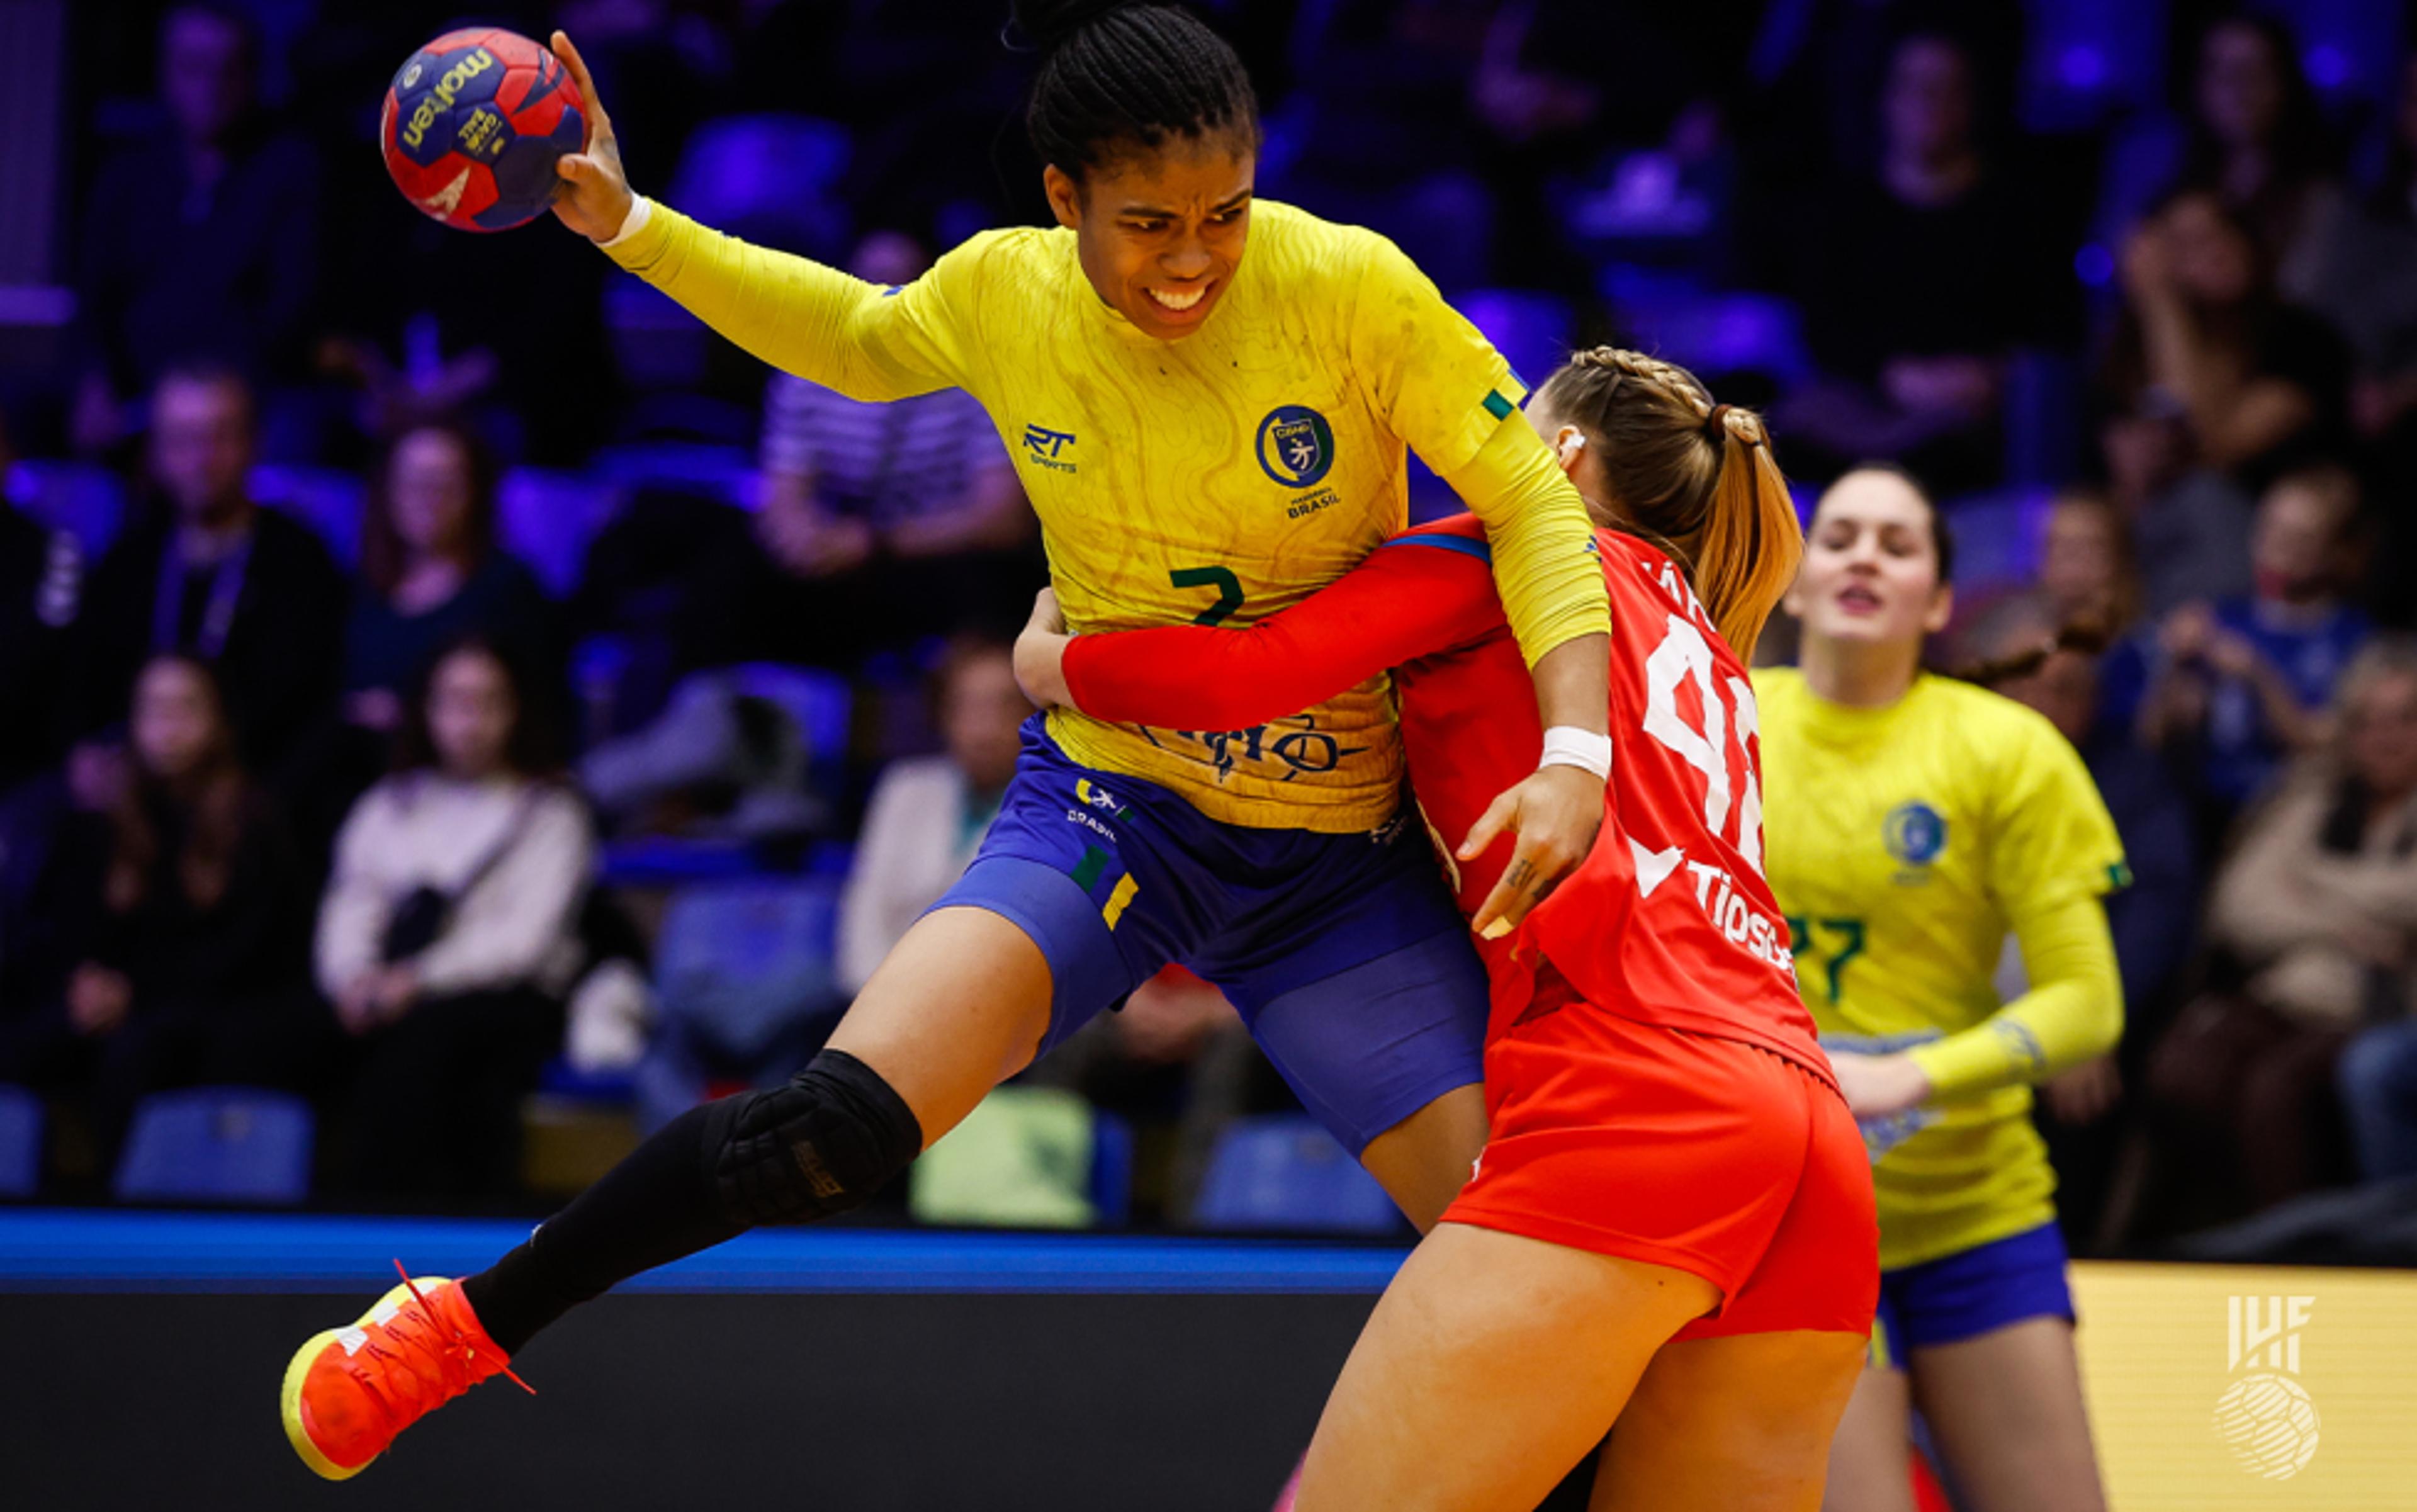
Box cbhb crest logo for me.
[1256,406,1335,488]
[1883,802,1947,867]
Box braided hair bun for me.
[1536,347,1801,655]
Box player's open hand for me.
[1459,764,1604,939]
[1828,1049,1932,1119]
[548,31,636,242]
[1014,588,1074,709]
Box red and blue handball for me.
[380,28,586,233]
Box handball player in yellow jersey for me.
[1755,468,2126,1512]
[280,1,1615,1481]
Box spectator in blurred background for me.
[70,366,347,778]
[2148,638,2417,1212]
[71,3,322,456]
[2037,490,2141,638]
[0,655,316,1171]
[1778,29,2043,491]
[342,420,559,749]
[2104,189,2350,490]
[837,635,1027,990]
[2325,640,2417,1187]
[1969,590,2199,1243]
[2141,462,2371,834]
[317,638,591,1199]
[2183,13,2346,304]
[2307,47,2417,620]
[736,231,1036,665]
[2034,490,2158,740]
[0,412,82,794]
[2097,14,2345,303]
[2311,50,2417,436]
[2099,402,2258,624]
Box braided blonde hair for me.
[1533,347,1803,657]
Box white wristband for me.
[1539,726,1613,781]
[599,194,654,249]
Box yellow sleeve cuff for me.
[1908,891,2123,1100]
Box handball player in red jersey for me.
[1018,349,1878,1511]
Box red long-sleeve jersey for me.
[1062,514,1827,1080]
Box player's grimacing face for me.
[1046,139,1253,341]
[1788,472,1951,650]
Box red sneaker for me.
[280,1264,531,1480]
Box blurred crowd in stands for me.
[4,0,2417,1253]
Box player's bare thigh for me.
[1911,1317,2106,1512]
[1822,1365,1919,1512]
[1293,1222,1717,1512]
[1592,1329,1865,1512]
[1356,1083,1489,1232]
[824,906,1057,1149]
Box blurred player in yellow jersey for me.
[281,1,1616,1483]
[1755,468,2125,1512]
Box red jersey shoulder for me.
[1597,531,1732,654]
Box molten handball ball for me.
[381,28,585,232]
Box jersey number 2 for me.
[1170,566,1244,627]
[1641,612,1764,873]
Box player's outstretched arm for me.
[1028,539,1502,730]
[543,31,958,402]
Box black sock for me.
[463,1100,742,1356]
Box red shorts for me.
[1441,984,1878,1340]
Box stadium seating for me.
[729,662,854,804]
[0,1086,42,1199]
[1191,1114,1406,1236]
[6,457,125,558]
[1458,290,1574,394]
[113,1088,314,1206]
[665,114,853,259]
[1603,266,1815,390]
[497,467,625,597]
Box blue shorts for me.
[930,718,1487,1154]
[1870,1222,2075,1369]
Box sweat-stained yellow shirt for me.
[604,197,1607,830]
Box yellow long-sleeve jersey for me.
[1753,669,2128,1270]
[605,197,1608,832]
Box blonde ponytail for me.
[1533,349,1803,657]
[1695,405,1801,656]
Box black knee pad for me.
[706,1049,925,1227]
